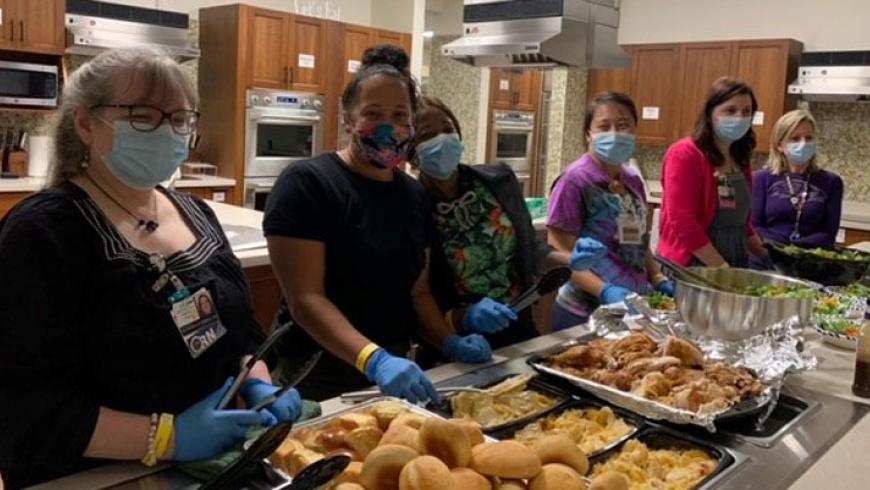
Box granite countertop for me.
[0,174,237,193]
[205,201,270,269]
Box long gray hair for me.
[48,47,198,187]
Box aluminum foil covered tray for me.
[527,305,815,431]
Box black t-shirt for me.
[0,183,263,489]
[263,153,430,356]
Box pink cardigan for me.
[658,137,756,266]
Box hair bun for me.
[362,45,410,73]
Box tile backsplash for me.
[634,102,870,202]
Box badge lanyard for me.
[610,178,644,245]
[785,174,811,242]
[150,253,227,359]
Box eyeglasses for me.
[90,104,200,135]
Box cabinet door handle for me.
[288,67,294,87]
[9,18,13,42]
[19,20,23,42]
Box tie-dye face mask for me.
[354,123,414,169]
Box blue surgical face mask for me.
[415,133,464,180]
[100,121,190,190]
[785,140,816,165]
[714,116,752,143]
[591,131,636,166]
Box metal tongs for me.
[510,267,572,312]
[217,323,292,410]
[340,386,485,404]
[654,256,743,294]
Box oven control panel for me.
[246,88,324,113]
[493,109,535,127]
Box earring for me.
[80,151,90,169]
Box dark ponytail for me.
[341,44,419,115]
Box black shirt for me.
[0,182,263,489]
[263,153,430,395]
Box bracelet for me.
[154,413,174,461]
[444,308,456,331]
[141,413,159,467]
[355,343,382,373]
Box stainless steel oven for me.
[244,88,325,209]
[0,60,58,108]
[491,110,535,195]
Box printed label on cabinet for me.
[752,111,765,126]
[499,79,510,91]
[642,106,660,120]
[298,54,316,69]
[348,60,361,73]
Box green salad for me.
[818,318,862,337]
[782,244,870,263]
[842,283,870,298]
[647,291,676,311]
[814,295,847,315]
[741,284,817,299]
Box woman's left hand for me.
[442,334,492,364]
[241,379,303,423]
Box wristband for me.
[355,343,382,373]
[154,413,174,461]
[141,413,159,467]
[444,308,456,331]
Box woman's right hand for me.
[365,350,440,404]
[571,237,607,271]
[172,377,274,461]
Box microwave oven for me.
[0,60,59,108]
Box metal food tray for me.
[587,426,745,490]
[527,336,773,431]
[426,373,573,434]
[289,397,447,436]
[487,398,644,457]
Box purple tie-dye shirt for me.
[547,154,652,317]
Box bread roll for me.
[327,447,363,462]
[496,479,527,490]
[588,471,629,490]
[272,437,306,471]
[381,423,422,452]
[390,413,426,430]
[339,413,380,431]
[372,402,409,430]
[419,418,472,468]
[451,468,492,490]
[399,455,454,490]
[360,444,420,490]
[528,464,586,490]
[335,484,367,490]
[450,419,485,447]
[334,461,364,486]
[287,448,325,477]
[346,426,385,458]
[533,434,589,476]
[471,442,541,479]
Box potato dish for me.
[450,374,560,429]
[513,406,635,455]
[589,439,718,490]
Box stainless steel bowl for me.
[674,267,814,340]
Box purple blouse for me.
[751,168,843,247]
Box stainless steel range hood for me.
[442,0,629,69]
[788,50,870,103]
[65,1,199,62]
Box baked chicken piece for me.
[704,362,764,399]
[625,355,683,378]
[610,333,658,366]
[631,372,672,399]
[549,345,617,370]
[660,336,706,368]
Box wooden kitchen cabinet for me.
[249,8,289,90]
[289,15,327,93]
[244,265,283,333]
[730,39,802,151]
[586,66,632,102]
[0,191,27,217]
[0,0,65,55]
[627,44,682,146]
[181,187,235,203]
[341,24,373,87]
[490,68,543,112]
[676,42,733,139]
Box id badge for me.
[170,287,228,359]
[717,184,736,209]
[618,215,643,245]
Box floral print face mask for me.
[354,123,414,169]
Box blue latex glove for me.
[241,378,303,423]
[655,280,676,297]
[174,377,274,461]
[365,350,440,404]
[463,298,518,334]
[599,283,633,306]
[442,334,493,364]
[571,237,607,271]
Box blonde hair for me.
[49,47,198,187]
[767,109,819,175]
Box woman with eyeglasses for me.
[0,48,302,488]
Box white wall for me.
[104,0,372,24]
[369,0,415,32]
[425,0,463,35]
[619,0,870,52]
